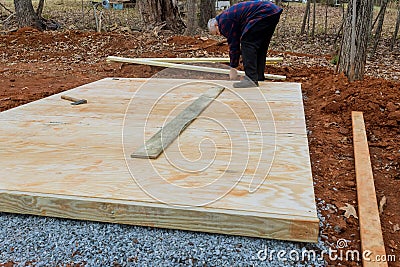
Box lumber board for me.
[130,57,283,64]
[352,111,388,267]
[0,78,318,242]
[106,56,287,80]
[0,190,318,242]
[131,86,225,159]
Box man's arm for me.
[219,19,241,68]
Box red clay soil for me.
[0,29,399,266]
[293,68,400,266]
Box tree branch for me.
[0,1,13,13]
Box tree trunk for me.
[324,0,328,35]
[301,0,311,35]
[14,0,44,30]
[138,0,185,32]
[229,0,237,7]
[390,0,400,51]
[307,2,310,37]
[371,0,388,56]
[185,0,197,35]
[199,0,216,29]
[338,0,373,81]
[36,0,45,17]
[312,0,316,38]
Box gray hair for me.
[207,18,217,33]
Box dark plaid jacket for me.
[216,1,282,68]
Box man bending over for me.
[208,1,282,88]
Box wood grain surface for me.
[0,78,318,242]
[352,111,388,267]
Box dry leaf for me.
[340,203,359,219]
[393,224,400,232]
[389,240,398,250]
[379,195,387,214]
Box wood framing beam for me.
[0,190,319,242]
[131,86,225,159]
[106,56,286,80]
[129,57,283,64]
[352,111,388,267]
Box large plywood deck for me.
[0,78,318,242]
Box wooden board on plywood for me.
[106,56,287,80]
[121,57,283,64]
[0,78,318,242]
[131,86,225,159]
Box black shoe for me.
[233,80,259,88]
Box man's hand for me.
[229,68,239,80]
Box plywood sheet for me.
[0,78,318,242]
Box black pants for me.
[241,12,281,82]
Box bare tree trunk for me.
[81,0,85,29]
[14,0,44,30]
[36,0,45,17]
[333,18,344,44]
[307,3,310,37]
[324,0,328,35]
[338,0,373,81]
[312,0,316,38]
[185,0,197,35]
[371,0,388,56]
[276,1,288,37]
[390,0,400,51]
[229,0,237,7]
[199,0,215,29]
[301,0,311,35]
[371,0,386,30]
[138,0,185,32]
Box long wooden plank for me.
[131,86,225,159]
[130,57,283,64]
[106,56,287,80]
[0,190,319,242]
[352,111,388,267]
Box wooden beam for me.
[352,111,388,267]
[106,56,286,80]
[0,190,319,242]
[128,57,283,64]
[131,86,225,159]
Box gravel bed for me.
[0,212,326,266]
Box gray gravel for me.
[0,212,326,266]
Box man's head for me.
[207,18,219,35]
